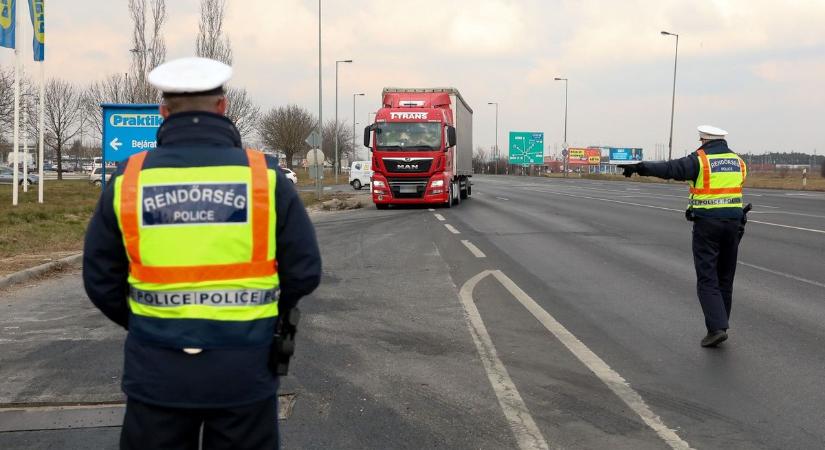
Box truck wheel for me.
[454,181,461,205]
[376,203,389,210]
[352,180,362,190]
[445,184,453,208]
[459,180,468,199]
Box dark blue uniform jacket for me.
[638,139,744,219]
[83,112,322,408]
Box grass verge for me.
[0,180,100,275]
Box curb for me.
[0,253,82,290]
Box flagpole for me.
[38,61,44,203]
[22,102,28,192]
[12,0,20,206]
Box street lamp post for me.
[554,77,568,177]
[661,30,679,161]
[353,92,365,161]
[487,102,499,175]
[335,59,353,183]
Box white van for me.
[349,160,372,190]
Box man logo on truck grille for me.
[397,164,419,170]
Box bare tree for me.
[257,105,316,169]
[196,0,232,65]
[128,0,166,103]
[321,119,354,167]
[0,66,13,131]
[225,87,260,143]
[81,74,131,142]
[195,0,259,144]
[42,79,82,179]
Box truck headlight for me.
[373,180,386,188]
[430,179,444,188]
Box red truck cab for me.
[364,88,473,209]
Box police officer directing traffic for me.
[619,125,749,348]
[83,57,321,448]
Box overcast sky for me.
[2,0,823,157]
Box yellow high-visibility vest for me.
[688,150,747,210]
[113,149,279,349]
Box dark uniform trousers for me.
[121,396,279,450]
[692,217,742,332]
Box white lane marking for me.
[489,270,693,450]
[434,213,446,221]
[496,196,510,201]
[757,205,779,209]
[459,271,550,450]
[428,208,435,212]
[461,240,486,258]
[739,262,825,289]
[445,224,460,234]
[748,219,825,234]
[525,187,825,235]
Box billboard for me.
[568,148,601,165]
[609,148,643,164]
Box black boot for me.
[701,330,728,348]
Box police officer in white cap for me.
[619,126,750,348]
[83,57,321,448]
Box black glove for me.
[617,164,638,178]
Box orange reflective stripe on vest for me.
[689,150,744,195]
[121,149,275,284]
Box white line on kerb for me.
[459,272,549,450]
[434,213,446,221]
[488,270,693,450]
[739,262,825,289]
[461,240,486,258]
[444,224,460,234]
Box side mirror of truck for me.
[446,126,457,149]
[363,125,372,148]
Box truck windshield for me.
[375,122,441,150]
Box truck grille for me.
[382,158,433,174]
[387,177,429,198]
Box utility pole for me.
[661,30,679,161]
[554,77,568,177]
[487,102,499,175]
[353,93,364,160]
[334,59,353,183]
[316,0,322,200]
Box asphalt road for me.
[1,175,823,449]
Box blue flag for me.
[28,0,42,60]
[0,0,15,49]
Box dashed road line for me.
[487,270,693,450]
[739,262,825,289]
[428,208,435,212]
[495,196,510,201]
[459,272,549,450]
[525,187,825,235]
[461,240,486,258]
[444,224,460,234]
[434,213,446,221]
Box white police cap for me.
[148,57,232,96]
[697,125,728,140]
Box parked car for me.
[0,166,38,185]
[280,167,298,184]
[89,167,113,186]
[349,160,372,190]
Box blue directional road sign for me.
[101,103,163,163]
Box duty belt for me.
[689,198,742,206]
[130,287,280,307]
